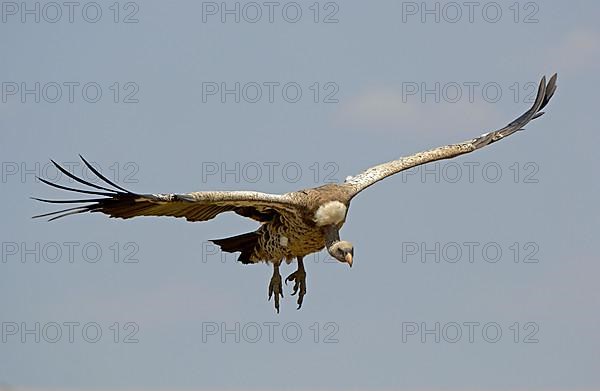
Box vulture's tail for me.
[210,232,260,264]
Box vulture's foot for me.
[285,257,306,309]
[268,263,283,313]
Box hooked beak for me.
[345,253,353,268]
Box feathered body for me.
[214,184,353,264]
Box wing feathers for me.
[33,156,296,223]
[345,73,557,196]
[78,154,133,194]
[49,158,119,194]
[35,176,115,197]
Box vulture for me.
[33,74,557,312]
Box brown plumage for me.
[33,74,557,312]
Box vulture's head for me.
[329,240,354,267]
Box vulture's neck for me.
[323,225,341,254]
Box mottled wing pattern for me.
[33,156,298,222]
[344,74,557,197]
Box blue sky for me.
[1,0,599,390]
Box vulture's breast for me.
[313,200,347,226]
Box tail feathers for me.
[211,232,259,264]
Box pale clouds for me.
[333,86,504,137]
[551,29,600,72]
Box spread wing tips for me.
[32,206,90,221]
[540,73,557,111]
[35,176,116,197]
[32,156,137,220]
[48,157,118,194]
[31,196,109,204]
[472,73,557,149]
[38,156,131,195]
[78,154,133,194]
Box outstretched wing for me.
[343,73,557,197]
[33,156,297,222]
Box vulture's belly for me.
[284,225,327,256]
[254,218,330,262]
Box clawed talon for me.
[285,258,306,309]
[268,264,283,313]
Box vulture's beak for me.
[345,253,353,268]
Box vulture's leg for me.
[268,261,284,313]
[285,257,307,309]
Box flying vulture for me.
[33,74,557,312]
